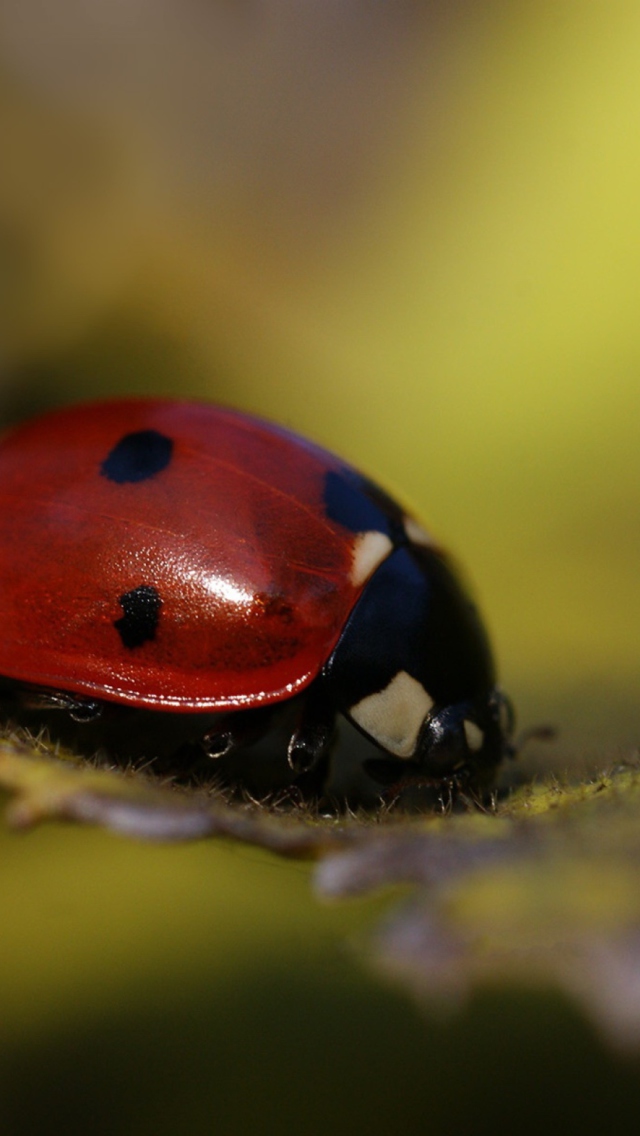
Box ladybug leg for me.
[18,687,103,723]
[287,680,336,775]
[201,706,274,759]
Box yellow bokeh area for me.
[0,3,639,1132]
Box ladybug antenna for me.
[514,722,557,754]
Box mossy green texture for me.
[2,732,640,1051]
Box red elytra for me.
[0,399,372,712]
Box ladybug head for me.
[416,689,514,777]
[362,688,514,793]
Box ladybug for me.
[0,398,512,798]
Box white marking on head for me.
[403,516,434,548]
[350,671,434,759]
[350,530,393,587]
[463,720,484,752]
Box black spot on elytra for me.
[114,585,161,649]
[323,469,405,544]
[101,430,173,484]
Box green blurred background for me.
[0,3,639,1132]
